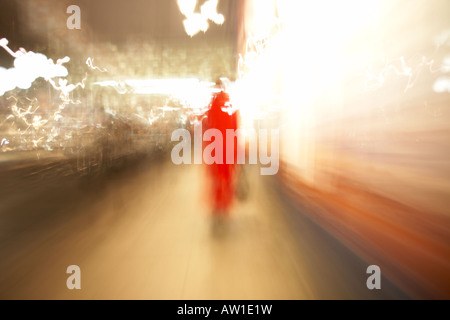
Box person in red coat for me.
[203,79,240,218]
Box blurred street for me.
[1,0,449,300]
[0,156,407,299]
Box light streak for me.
[0,39,90,153]
[6,96,40,128]
[94,78,216,110]
[364,56,439,92]
[157,106,180,112]
[48,77,86,98]
[31,115,47,130]
[94,80,129,95]
[148,111,160,125]
[32,137,43,148]
[86,57,107,72]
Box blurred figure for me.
[203,79,240,225]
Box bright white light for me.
[178,0,197,16]
[1,138,9,146]
[0,38,69,96]
[177,0,225,37]
[433,77,450,93]
[94,78,217,110]
[0,39,89,152]
[234,0,382,119]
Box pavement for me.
[0,156,408,299]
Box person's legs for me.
[210,165,235,235]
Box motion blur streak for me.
[237,0,450,298]
[0,0,449,300]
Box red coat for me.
[204,91,239,212]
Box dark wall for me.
[79,0,238,45]
[0,0,21,67]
